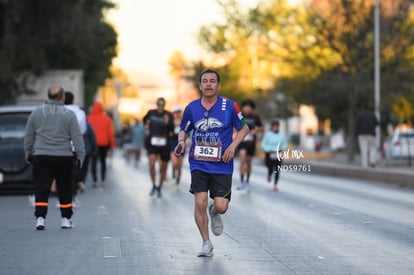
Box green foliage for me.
[193,0,414,137]
[0,0,117,106]
[296,0,414,134]
[391,95,414,126]
[185,61,248,102]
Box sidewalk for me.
[283,152,414,189]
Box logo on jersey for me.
[195,117,223,131]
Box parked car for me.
[0,105,36,194]
[383,129,414,159]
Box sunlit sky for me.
[105,0,259,87]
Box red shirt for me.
[87,102,115,148]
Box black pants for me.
[71,154,90,196]
[91,146,109,183]
[79,154,90,183]
[265,153,282,185]
[32,155,74,219]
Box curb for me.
[285,158,414,189]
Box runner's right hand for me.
[174,144,183,157]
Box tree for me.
[392,96,413,127]
[168,51,190,81]
[197,0,283,103]
[0,0,118,107]
[194,0,414,161]
[296,0,414,159]
[195,0,336,115]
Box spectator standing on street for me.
[79,119,98,191]
[24,85,85,230]
[87,101,115,187]
[356,103,378,168]
[174,69,249,257]
[143,97,174,198]
[261,120,287,192]
[236,99,263,193]
[63,91,87,135]
[64,91,87,204]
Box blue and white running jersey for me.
[180,95,246,175]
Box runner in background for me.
[126,118,145,167]
[143,97,174,198]
[170,105,185,191]
[261,120,287,192]
[236,99,263,193]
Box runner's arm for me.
[223,124,249,163]
[175,130,188,156]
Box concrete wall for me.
[17,70,84,107]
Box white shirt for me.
[65,104,87,134]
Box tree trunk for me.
[346,81,359,162]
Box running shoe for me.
[157,187,162,198]
[209,204,223,236]
[73,198,82,208]
[197,240,214,257]
[245,182,252,193]
[35,217,45,230]
[78,182,86,193]
[149,186,157,196]
[28,195,35,207]
[61,218,74,229]
[170,180,181,192]
[236,181,245,190]
[273,185,279,192]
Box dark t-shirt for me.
[356,110,377,136]
[143,109,174,146]
[241,112,263,144]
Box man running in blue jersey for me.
[174,69,249,257]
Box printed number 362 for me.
[197,147,214,156]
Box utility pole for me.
[374,0,381,150]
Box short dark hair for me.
[64,91,74,105]
[271,120,280,126]
[47,86,64,100]
[199,68,220,83]
[241,99,256,109]
[156,97,165,104]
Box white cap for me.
[173,105,181,112]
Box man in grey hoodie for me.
[24,85,85,230]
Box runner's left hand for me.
[222,147,235,163]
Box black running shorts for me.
[146,145,170,162]
[190,170,232,201]
[238,141,256,156]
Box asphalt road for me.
[0,151,413,275]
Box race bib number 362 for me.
[194,143,222,162]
